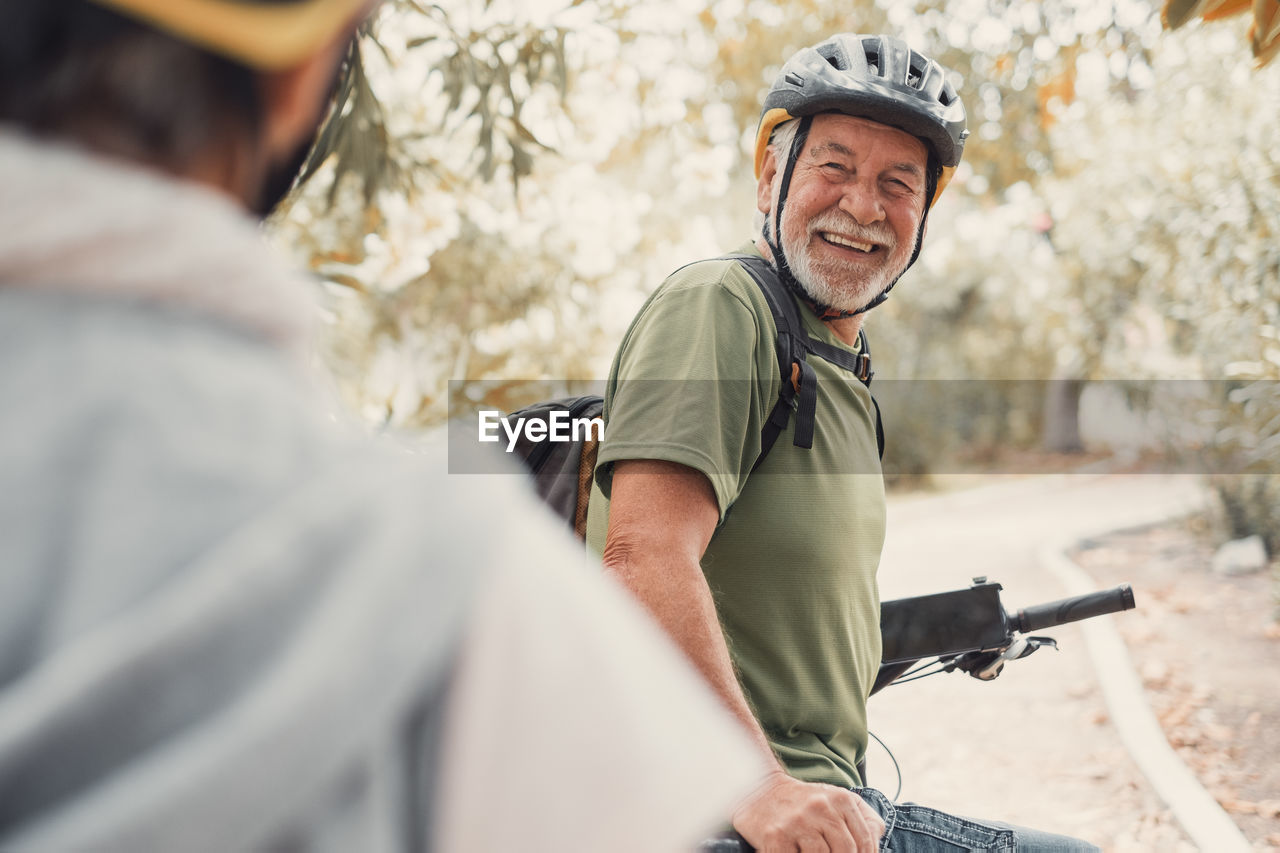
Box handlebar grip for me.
[1015,584,1135,633]
[698,831,752,852]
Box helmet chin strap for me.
[762,115,812,303]
[765,116,937,321]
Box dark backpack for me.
[504,254,883,539]
[504,394,605,540]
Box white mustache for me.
[806,213,895,250]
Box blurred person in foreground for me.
[0,1,762,850]
[586,34,1100,852]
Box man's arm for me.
[601,459,885,853]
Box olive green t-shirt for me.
[585,244,885,788]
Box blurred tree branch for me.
[1163,0,1280,66]
[296,0,604,206]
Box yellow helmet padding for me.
[753,107,955,209]
[88,0,375,71]
[933,165,955,204]
[753,107,794,181]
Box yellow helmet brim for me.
[753,107,794,181]
[89,0,376,71]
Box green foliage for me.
[1161,0,1280,67]
[272,0,640,424]
[296,0,582,206]
[405,0,572,186]
[879,380,1047,486]
[1209,475,1280,558]
[1201,379,1280,574]
[271,0,1279,576]
[1046,19,1280,379]
[1043,20,1280,565]
[299,40,398,207]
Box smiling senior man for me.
[586,34,1101,853]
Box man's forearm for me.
[602,542,782,770]
[600,459,782,770]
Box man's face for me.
[758,114,929,314]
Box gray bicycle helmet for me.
[754,33,967,205]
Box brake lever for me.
[1012,635,1058,659]
[956,636,1059,681]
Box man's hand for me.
[733,770,885,853]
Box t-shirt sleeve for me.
[594,265,775,518]
[432,506,766,852]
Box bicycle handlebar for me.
[699,582,1137,853]
[1013,584,1135,633]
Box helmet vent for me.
[907,57,926,89]
[864,47,882,76]
[816,42,845,71]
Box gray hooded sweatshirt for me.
[0,131,760,852]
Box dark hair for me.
[0,0,263,170]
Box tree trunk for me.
[1042,378,1085,453]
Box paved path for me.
[871,474,1208,851]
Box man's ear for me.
[756,148,778,217]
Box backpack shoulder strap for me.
[725,254,817,469]
[805,333,873,385]
[723,254,883,466]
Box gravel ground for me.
[1074,521,1280,851]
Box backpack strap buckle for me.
[856,350,873,384]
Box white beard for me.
[776,209,912,314]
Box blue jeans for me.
[856,788,1100,852]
